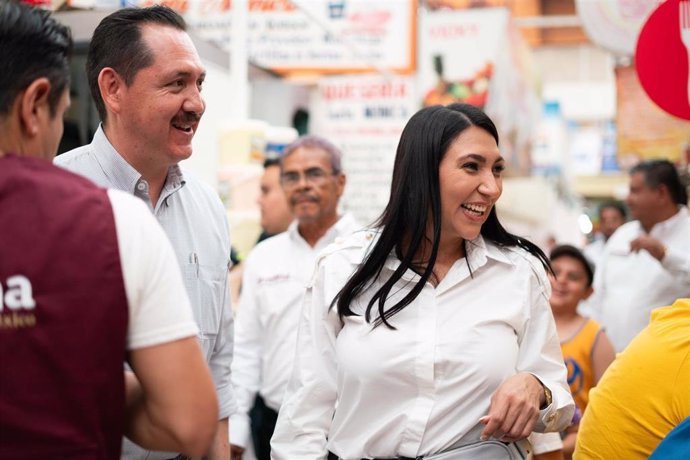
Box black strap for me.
[328,453,416,460]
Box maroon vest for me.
[0,155,128,459]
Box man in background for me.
[55,6,234,459]
[257,157,293,242]
[230,136,360,460]
[228,157,293,309]
[589,159,690,351]
[0,2,217,457]
[582,201,626,267]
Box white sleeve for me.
[108,189,198,350]
[229,253,264,449]
[270,259,340,460]
[529,432,563,455]
[517,261,575,433]
[661,243,690,285]
[207,198,236,419]
[587,246,608,323]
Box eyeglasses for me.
[280,167,337,188]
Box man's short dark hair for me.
[263,157,281,169]
[630,159,688,205]
[550,244,595,287]
[87,6,186,123]
[599,201,627,220]
[0,0,72,117]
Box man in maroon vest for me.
[0,2,218,458]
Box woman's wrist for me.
[528,373,552,409]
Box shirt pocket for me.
[262,282,311,330]
[184,261,228,361]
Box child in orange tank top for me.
[547,245,616,460]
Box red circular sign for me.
[636,0,690,120]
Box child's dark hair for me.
[550,244,595,287]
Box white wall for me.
[534,44,616,122]
[250,78,311,129]
[182,60,234,190]
[498,177,585,250]
[183,73,313,191]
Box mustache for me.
[290,194,319,205]
[172,111,202,124]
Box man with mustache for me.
[55,6,235,460]
[230,135,359,460]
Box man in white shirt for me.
[590,160,690,351]
[583,201,626,268]
[230,136,360,460]
[229,158,293,309]
[257,157,294,241]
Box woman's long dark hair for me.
[334,103,551,328]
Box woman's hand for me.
[230,443,245,460]
[479,372,544,442]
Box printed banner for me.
[135,0,415,74]
[311,75,417,225]
[418,8,507,109]
[419,8,540,173]
[249,0,415,73]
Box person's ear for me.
[98,67,126,116]
[582,286,594,300]
[19,78,52,138]
[656,184,671,203]
[335,173,346,198]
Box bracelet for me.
[538,380,552,410]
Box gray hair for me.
[281,135,343,174]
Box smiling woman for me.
[270,103,576,460]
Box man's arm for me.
[630,234,690,284]
[206,208,236,460]
[125,337,218,457]
[205,418,229,460]
[110,189,220,457]
[206,287,233,460]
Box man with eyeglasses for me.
[230,135,360,460]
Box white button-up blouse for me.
[271,231,574,460]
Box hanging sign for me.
[576,0,658,57]
[636,0,690,120]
